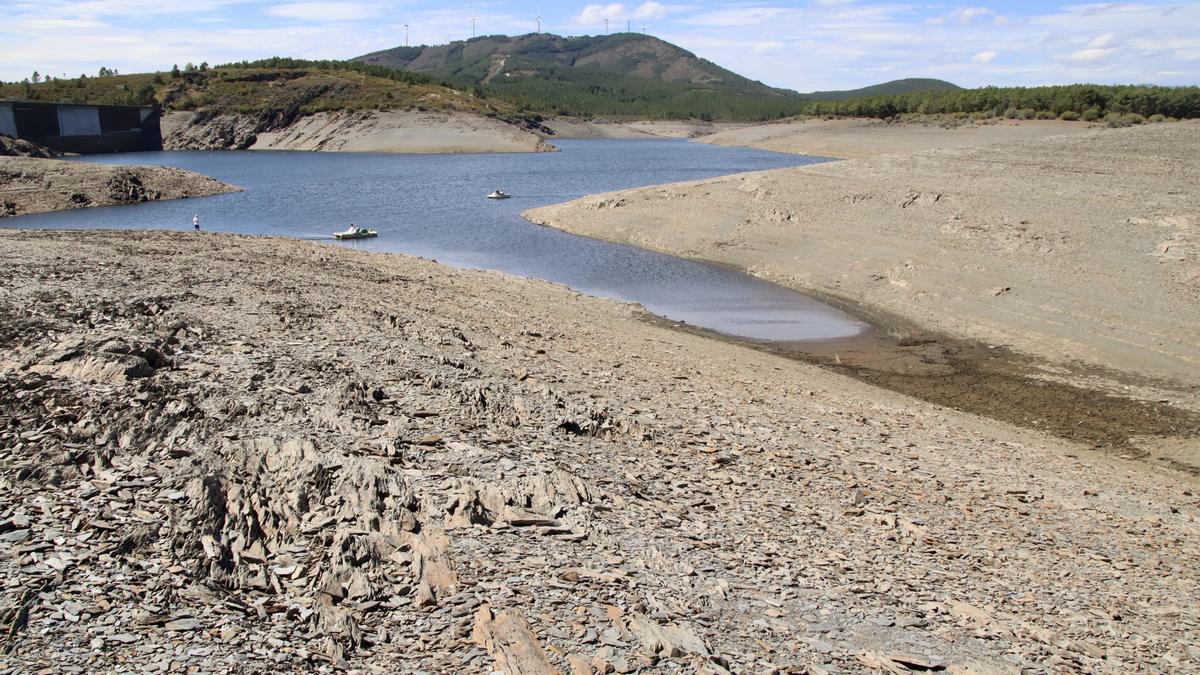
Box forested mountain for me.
[802,78,960,100]
[355,33,972,120]
[356,33,802,119]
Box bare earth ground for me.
[542,119,746,140]
[0,157,240,218]
[696,118,1095,160]
[162,109,555,154]
[1,231,1198,673]
[525,122,1200,428]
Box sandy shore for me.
[697,118,1094,159]
[2,230,1197,672]
[543,119,745,140]
[0,157,239,218]
[526,122,1200,417]
[163,109,555,154]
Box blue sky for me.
[2,1,1197,91]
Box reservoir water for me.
[6,139,866,341]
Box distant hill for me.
[358,33,786,94]
[801,78,962,101]
[356,33,799,120]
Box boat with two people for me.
[334,225,378,240]
[486,189,511,200]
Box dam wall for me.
[0,101,162,153]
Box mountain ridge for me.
[354,33,960,119]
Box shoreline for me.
[525,120,1200,468]
[525,121,1199,392]
[2,229,1198,672]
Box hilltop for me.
[801,78,960,100]
[355,35,975,121]
[357,33,802,120]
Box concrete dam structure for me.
[0,101,162,153]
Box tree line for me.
[214,57,440,88]
[799,84,1200,121]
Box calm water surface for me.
[6,140,866,341]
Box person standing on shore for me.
[193,214,200,232]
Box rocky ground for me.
[1,230,1197,673]
[541,120,745,140]
[162,109,555,154]
[0,135,58,160]
[0,157,239,219]
[695,118,1094,160]
[525,122,1200,420]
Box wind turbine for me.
[404,23,409,47]
[471,17,477,38]
[536,6,541,33]
[640,24,648,34]
[604,17,609,34]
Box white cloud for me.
[266,2,382,22]
[574,2,674,25]
[972,50,997,64]
[1089,32,1117,48]
[575,3,627,25]
[634,2,669,21]
[1067,46,1118,62]
[929,6,994,26]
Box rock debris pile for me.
[1,231,1197,673]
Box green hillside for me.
[357,33,801,120]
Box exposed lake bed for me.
[2,123,1198,674]
[3,227,1198,673]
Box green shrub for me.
[1004,107,1020,119]
[1148,113,1166,123]
[1020,108,1037,120]
[1035,110,1055,120]
[1058,110,1080,121]
[1081,107,1101,121]
[1125,113,1145,125]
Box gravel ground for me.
[1,230,1197,673]
[0,157,239,219]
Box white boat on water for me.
[334,226,378,240]
[486,190,511,200]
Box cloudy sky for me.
[2,1,1197,91]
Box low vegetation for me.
[0,60,524,121]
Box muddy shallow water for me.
[4,140,866,342]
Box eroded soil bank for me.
[0,156,240,218]
[1,230,1198,673]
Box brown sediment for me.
[643,296,1200,463]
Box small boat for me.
[486,190,511,200]
[334,226,378,240]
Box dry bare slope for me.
[696,118,1094,159]
[0,230,1197,672]
[526,122,1200,408]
